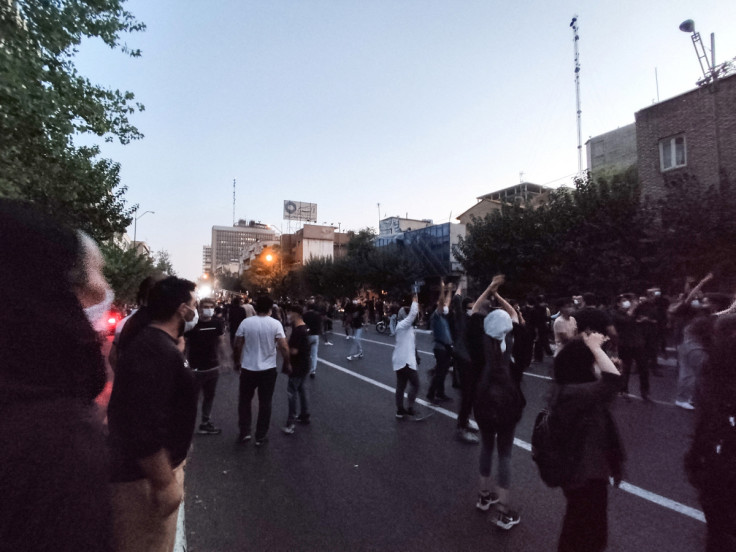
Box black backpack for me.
[531,405,586,488]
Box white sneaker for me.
[324,341,333,346]
[675,400,695,410]
[346,355,353,361]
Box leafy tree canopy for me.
[0,0,145,241]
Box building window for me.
[659,135,686,171]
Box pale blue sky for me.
[75,0,736,280]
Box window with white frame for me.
[659,135,687,171]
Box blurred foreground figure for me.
[685,314,736,551]
[0,199,113,552]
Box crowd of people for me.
[2,198,735,551]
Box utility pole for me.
[570,16,583,175]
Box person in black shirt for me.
[282,304,312,434]
[303,300,324,377]
[227,296,246,346]
[108,276,198,552]
[185,297,226,435]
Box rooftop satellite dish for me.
[679,19,695,33]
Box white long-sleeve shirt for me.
[392,301,419,371]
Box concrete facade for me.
[378,216,433,236]
[456,182,550,225]
[211,220,275,274]
[586,123,638,179]
[635,73,736,201]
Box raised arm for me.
[471,274,504,314]
[493,289,519,324]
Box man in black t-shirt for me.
[283,304,311,434]
[108,276,198,550]
[303,301,324,377]
[185,297,226,435]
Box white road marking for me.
[174,500,187,551]
[338,332,678,407]
[317,357,706,524]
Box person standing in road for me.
[427,281,453,402]
[552,332,624,552]
[185,297,226,435]
[553,298,578,356]
[228,296,246,346]
[303,300,323,377]
[346,299,365,361]
[282,304,311,434]
[470,276,525,530]
[393,294,420,419]
[448,282,480,443]
[233,295,291,446]
[107,276,199,552]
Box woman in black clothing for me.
[685,314,736,551]
[552,332,625,552]
[0,200,113,552]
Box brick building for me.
[635,73,736,200]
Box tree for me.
[456,169,651,299]
[0,0,145,241]
[100,241,154,305]
[153,249,176,275]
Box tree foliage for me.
[0,0,145,241]
[100,241,154,305]
[457,168,736,300]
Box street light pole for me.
[133,210,155,247]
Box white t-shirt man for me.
[235,315,286,371]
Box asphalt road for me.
[183,324,706,551]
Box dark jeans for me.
[701,489,736,552]
[238,368,278,440]
[395,366,419,410]
[428,346,452,399]
[193,368,219,423]
[533,327,553,362]
[620,346,650,397]
[455,357,480,429]
[286,375,309,423]
[558,479,608,552]
[478,423,515,487]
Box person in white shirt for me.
[392,294,420,418]
[553,298,578,356]
[232,295,291,446]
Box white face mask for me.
[84,288,115,332]
[442,306,449,315]
[466,309,473,316]
[184,305,199,332]
[621,301,631,310]
[691,300,701,309]
[654,291,661,297]
[202,308,215,318]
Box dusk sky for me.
[75,0,736,280]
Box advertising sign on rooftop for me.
[283,200,317,222]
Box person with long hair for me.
[0,199,114,551]
[552,333,625,552]
[685,314,736,551]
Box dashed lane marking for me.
[317,357,706,524]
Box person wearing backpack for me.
[470,276,526,530]
[550,332,624,552]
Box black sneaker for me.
[396,408,408,419]
[476,491,500,511]
[435,395,453,403]
[405,407,416,417]
[493,509,521,529]
[296,415,311,424]
[198,421,222,435]
[237,433,252,444]
[254,437,268,447]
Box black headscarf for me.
[0,199,106,403]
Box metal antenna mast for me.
[232,178,236,225]
[570,16,583,175]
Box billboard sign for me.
[283,200,317,222]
